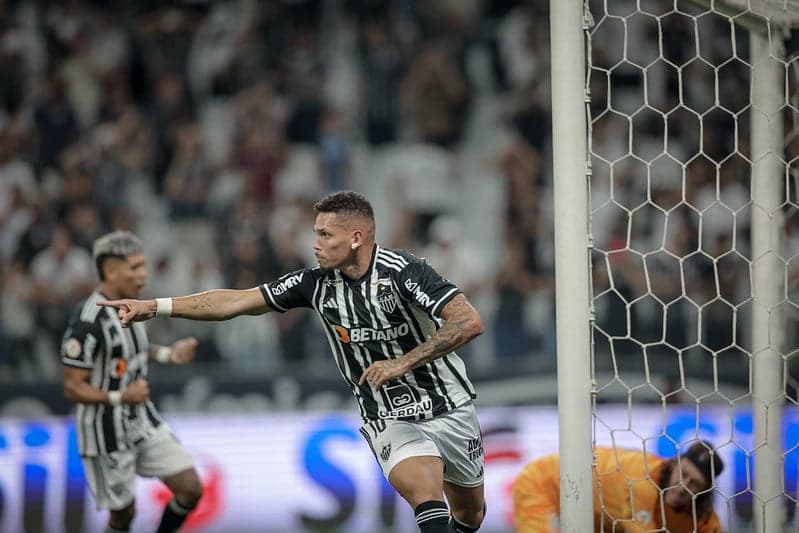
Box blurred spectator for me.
[230,81,288,205]
[164,120,215,219]
[12,198,54,268]
[318,108,351,193]
[387,143,460,245]
[64,202,104,251]
[147,68,195,188]
[282,27,326,143]
[422,215,490,359]
[33,71,79,173]
[187,0,255,100]
[271,221,313,365]
[493,235,541,358]
[217,195,279,286]
[422,215,489,297]
[0,256,35,378]
[0,173,37,264]
[0,119,36,199]
[401,41,469,147]
[29,226,93,364]
[358,15,407,145]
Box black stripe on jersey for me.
[443,357,476,399]
[128,328,140,355]
[144,402,162,428]
[320,278,367,405]
[312,278,369,421]
[422,311,475,398]
[341,279,389,419]
[101,409,117,453]
[359,279,423,409]
[322,320,369,420]
[361,271,435,412]
[389,281,455,414]
[406,307,458,412]
[391,278,468,408]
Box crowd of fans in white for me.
[0,0,784,390]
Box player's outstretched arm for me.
[98,287,271,327]
[360,294,484,388]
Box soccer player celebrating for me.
[512,440,724,532]
[62,231,203,533]
[99,191,486,533]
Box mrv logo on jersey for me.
[404,279,434,308]
[271,273,304,296]
[333,323,409,344]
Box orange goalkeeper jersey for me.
[512,447,722,533]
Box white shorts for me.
[82,426,195,510]
[360,403,484,488]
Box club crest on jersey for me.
[376,281,397,313]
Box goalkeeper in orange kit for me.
[512,441,724,533]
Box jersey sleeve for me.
[259,268,316,313]
[396,256,462,318]
[61,314,102,369]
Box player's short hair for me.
[680,440,724,487]
[314,191,374,221]
[659,440,723,519]
[92,230,143,281]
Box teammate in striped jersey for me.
[99,191,486,533]
[62,231,203,533]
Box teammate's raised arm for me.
[98,287,271,327]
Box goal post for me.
[750,27,786,533]
[550,0,799,531]
[550,0,595,531]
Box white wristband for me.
[108,391,122,406]
[155,298,173,317]
[155,346,172,364]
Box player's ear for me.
[351,230,363,250]
[100,259,114,281]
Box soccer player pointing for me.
[100,191,487,533]
[62,231,203,533]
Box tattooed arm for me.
[98,288,271,327]
[359,294,484,388]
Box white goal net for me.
[584,0,799,531]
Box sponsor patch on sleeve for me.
[63,337,82,358]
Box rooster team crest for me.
[376,280,397,313]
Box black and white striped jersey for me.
[61,290,163,456]
[260,245,477,422]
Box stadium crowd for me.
[0,0,555,384]
[0,0,779,393]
